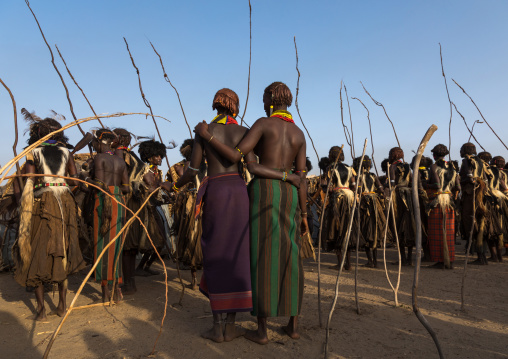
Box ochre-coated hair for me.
[264,82,293,107]
[478,151,492,163]
[139,140,167,163]
[389,147,404,163]
[113,128,132,147]
[329,146,344,163]
[491,156,505,169]
[180,138,194,161]
[353,155,372,173]
[460,142,476,156]
[431,144,449,158]
[212,88,239,116]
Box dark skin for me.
[87,138,130,302]
[194,95,308,345]
[24,144,79,321]
[163,107,300,343]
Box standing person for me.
[86,129,130,302]
[326,146,357,270]
[490,156,508,260]
[112,128,146,295]
[426,145,460,269]
[478,152,504,262]
[195,81,307,344]
[412,155,432,261]
[353,155,386,268]
[135,140,168,276]
[165,89,251,342]
[459,142,488,264]
[15,114,85,320]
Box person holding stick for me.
[459,142,488,265]
[426,144,460,269]
[14,113,85,320]
[86,129,130,302]
[194,82,307,344]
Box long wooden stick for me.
[439,43,453,162]
[42,187,161,359]
[339,83,352,150]
[353,97,380,176]
[316,145,344,328]
[239,0,252,127]
[451,103,485,151]
[360,82,401,148]
[452,79,508,150]
[25,0,86,137]
[461,182,477,311]
[294,36,320,163]
[381,181,398,306]
[411,124,444,359]
[343,84,355,158]
[324,139,367,359]
[354,179,363,315]
[388,168,402,306]
[0,78,24,191]
[54,45,105,128]
[123,37,186,302]
[149,41,192,138]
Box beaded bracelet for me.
[188,165,199,171]
[172,183,180,192]
[282,171,287,181]
[34,182,69,190]
[295,170,307,174]
[236,147,244,157]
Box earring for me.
[269,105,273,116]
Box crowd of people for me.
[1,80,507,347]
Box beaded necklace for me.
[211,114,238,125]
[270,110,295,124]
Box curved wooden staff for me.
[439,43,453,162]
[360,81,401,148]
[294,36,320,163]
[382,163,402,306]
[0,113,166,183]
[451,104,485,151]
[339,82,352,150]
[461,182,477,311]
[25,0,86,137]
[316,144,344,327]
[353,97,380,176]
[239,0,252,127]
[411,124,444,359]
[324,139,367,359]
[54,45,105,128]
[343,84,356,158]
[452,79,508,150]
[149,41,192,138]
[0,78,24,191]
[123,37,186,301]
[354,177,363,315]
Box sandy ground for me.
[1,242,507,359]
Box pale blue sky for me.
[1,0,507,174]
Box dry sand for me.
[1,242,507,359]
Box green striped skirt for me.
[248,177,304,317]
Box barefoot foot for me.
[55,306,66,317]
[224,323,246,342]
[245,329,268,345]
[201,325,224,343]
[35,307,47,321]
[282,325,300,340]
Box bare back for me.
[252,117,305,171]
[94,153,128,187]
[204,123,248,176]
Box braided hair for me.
[328,146,344,163]
[26,118,70,147]
[353,155,372,173]
[212,88,240,117]
[389,147,404,163]
[381,158,389,173]
[491,156,505,169]
[431,144,449,158]
[113,128,132,147]
[264,82,292,107]
[478,151,492,163]
[460,142,477,156]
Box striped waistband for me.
[34,182,68,190]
